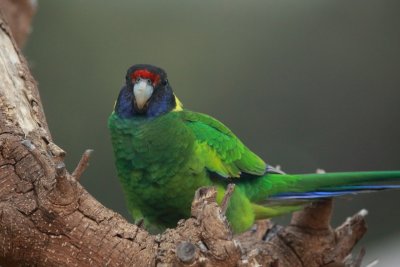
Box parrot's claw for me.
[136,218,144,228]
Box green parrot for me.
[108,64,400,233]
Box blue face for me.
[115,66,176,119]
[146,86,176,117]
[115,86,135,118]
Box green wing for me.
[181,110,267,178]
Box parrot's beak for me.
[133,80,153,110]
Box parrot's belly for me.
[125,169,212,229]
[109,113,212,230]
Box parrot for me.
[108,64,400,233]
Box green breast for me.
[108,112,211,228]
[109,112,192,179]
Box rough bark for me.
[0,8,368,267]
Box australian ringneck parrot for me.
[108,64,400,233]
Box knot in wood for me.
[176,241,196,263]
[55,162,66,178]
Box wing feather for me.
[181,111,267,178]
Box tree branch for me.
[72,149,93,181]
[0,9,367,267]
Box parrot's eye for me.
[134,77,153,85]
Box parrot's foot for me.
[135,218,144,228]
[221,183,236,215]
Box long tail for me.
[241,171,400,202]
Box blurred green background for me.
[25,0,400,264]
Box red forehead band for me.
[130,69,161,85]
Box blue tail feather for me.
[270,184,400,200]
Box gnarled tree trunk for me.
[0,4,367,267]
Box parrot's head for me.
[114,64,182,118]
